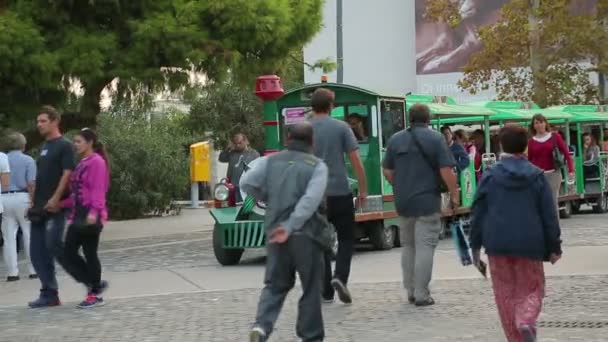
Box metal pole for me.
[336,0,344,83]
[190,182,199,208]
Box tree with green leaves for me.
[0,0,326,133]
[425,0,608,107]
[185,49,335,152]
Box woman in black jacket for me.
[470,125,562,342]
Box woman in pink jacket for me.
[62,128,110,308]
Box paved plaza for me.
[0,209,607,341]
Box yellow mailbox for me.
[190,141,210,182]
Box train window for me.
[380,100,405,148]
[332,104,371,143]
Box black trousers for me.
[323,194,355,299]
[63,224,103,294]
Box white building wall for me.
[304,0,417,97]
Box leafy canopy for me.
[0,0,325,128]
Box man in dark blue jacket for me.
[469,124,561,342]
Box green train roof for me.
[284,82,380,97]
[466,100,541,110]
[406,102,494,118]
[405,94,457,105]
[547,105,608,122]
[548,105,606,113]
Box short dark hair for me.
[499,125,528,154]
[454,129,467,140]
[440,125,452,134]
[288,122,314,145]
[409,103,431,124]
[311,88,335,113]
[39,105,61,122]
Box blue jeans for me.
[30,211,67,296]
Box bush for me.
[97,108,192,220]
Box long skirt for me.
[489,255,545,342]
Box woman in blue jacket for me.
[470,125,562,342]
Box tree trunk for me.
[529,0,548,107]
[61,79,109,132]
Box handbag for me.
[409,128,448,193]
[552,133,565,170]
[308,200,338,256]
[27,207,48,225]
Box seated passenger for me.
[441,125,470,172]
[347,113,368,141]
[583,133,600,179]
[471,129,486,181]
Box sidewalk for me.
[2,244,607,308]
[101,208,214,241]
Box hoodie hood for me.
[490,156,544,189]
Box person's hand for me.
[44,196,60,213]
[450,192,460,209]
[269,226,289,244]
[357,191,368,209]
[472,249,481,266]
[86,214,97,225]
[549,253,561,265]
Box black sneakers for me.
[6,276,19,282]
[330,278,352,304]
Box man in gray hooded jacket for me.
[240,122,328,342]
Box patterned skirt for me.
[489,255,545,342]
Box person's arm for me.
[555,133,574,173]
[382,139,395,185]
[469,173,490,251]
[86,157,109,222]
[239,156,269,202]
[25,157,36,204]
[218,145,232,163]
[46,142,75,211]
[0,154,10,191]
[343,124,367,198]
[538,175,562,257]
[437,138,459,205]
[454,144,470,170]
[281,162,328,236]
[591,146,600,164]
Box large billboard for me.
[415,0,598,102]
[305,0,599,103]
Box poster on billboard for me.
[415,0,598,102]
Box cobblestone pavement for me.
[1,212,608,275]
[0,275,606,342]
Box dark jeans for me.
[255,234,324,341]
[63,224,103,293]
[30,211,67,297]
[323,194,355,299]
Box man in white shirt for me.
[0,152,10,253]
[0,151,10,211]
[2,133,37,282]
